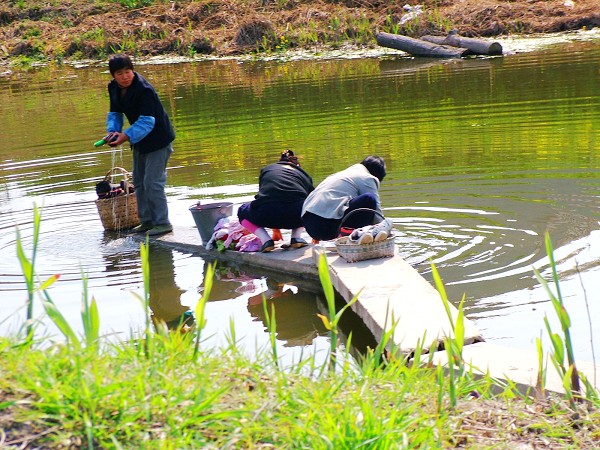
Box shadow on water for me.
[147,244,190,328]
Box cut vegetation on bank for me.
[0,0,599,65]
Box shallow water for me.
[1,31,599,363]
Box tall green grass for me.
[2,209,598,447]
[534,232,598,405]
[316,251,358,372]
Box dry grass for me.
[0,0,598,62]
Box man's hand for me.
[106,132,129,147]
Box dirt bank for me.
[1,0,599,64]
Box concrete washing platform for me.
[143,225,599,397]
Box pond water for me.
[1,31,599,364]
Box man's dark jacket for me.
[108,72,175,154]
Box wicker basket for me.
[335,234,396,263]
[95,167,140,231]
[334,208,395,263]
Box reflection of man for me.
[246,278,327,347]
[148,244,194,330]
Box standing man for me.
[102,54,175,236]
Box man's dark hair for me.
[361,155,386,182]
[109,54,134,76]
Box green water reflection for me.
[0,35,598,361]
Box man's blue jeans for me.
[132,144,173,226]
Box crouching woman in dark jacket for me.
[238,150,314,252]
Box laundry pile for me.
[206,216,262,252]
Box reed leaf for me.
[561,365,575,404]
[436,364,445,414]
[15,233,33,289]
[454,296,466,355]
[41,299,80,347]
[540,234,577,378]
[195,262,214,331]
[431,262,454,333]
[262,299,279,366]
[80,273,99,346]
[40,273,60,291]
[550,334,565,366]
[535,336,547,397]
[194,261,214,359]
[317,252,336,320]
[15,205,56,342]
[83,297,100,345]
[138,240,152,356]
[316,252,359,371]
[370,310,398,369]
[580,373,599,402]
[316,313,332,331]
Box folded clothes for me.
[349,218,393,245]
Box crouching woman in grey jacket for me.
[301,155,386,242]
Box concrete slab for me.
[314,244,484,355]
[432,342,599,396]
[145,226,484,355]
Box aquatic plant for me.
[15,204,42,343]
[193,261,213,361]
[533,232,599,405]
[432,261,476,410]
[316,251,358,372]
[15,204,98,349]
[262,298,279,368]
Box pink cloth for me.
[206,216,262,252]
[223,220,249,248]
[236,233,262,252]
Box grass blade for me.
[41,299,80,348]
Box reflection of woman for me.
[238,150,314,252]
[246,280,327,347]
[148,245,193,330]
[302,155,386,241]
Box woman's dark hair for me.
[361,155,386,182]
[280,149,300,166]
[109,54,134,76]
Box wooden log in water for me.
[421,34,503,56]
[375,32,471,58]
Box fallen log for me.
[421,33,503,56]
[375,32,471,58]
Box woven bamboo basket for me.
[334,208,395,263]
[95,167,140,231]
[335,234,396,263]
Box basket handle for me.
[338,207,385,233]
[103,166,132,180]
[102,167,134,194]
